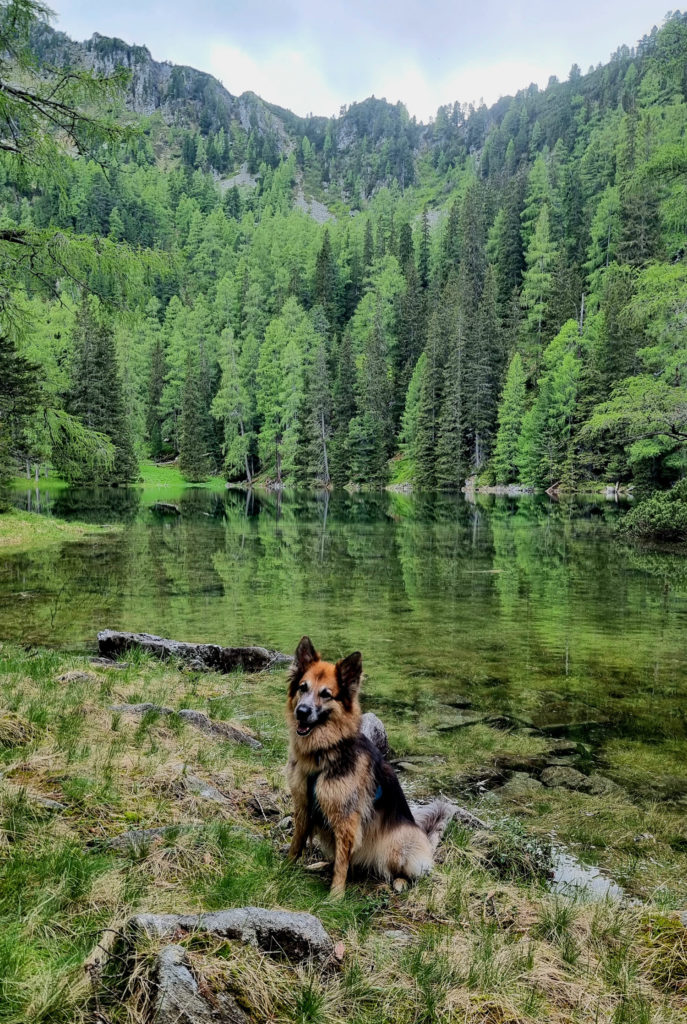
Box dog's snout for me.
[296,703,313,722]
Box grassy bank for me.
[0,509,119,553]
[1,643,686,1023]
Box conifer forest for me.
[1,1,686,501]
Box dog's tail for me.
[411,799,458,852]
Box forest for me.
[1,1,686,503]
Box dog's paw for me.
[392,877,408,893]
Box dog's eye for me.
[320,688,332,700]
[298,682,308,693]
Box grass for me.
[0,509,119,553]
[0,643,686,1024]
[137,459,227,492]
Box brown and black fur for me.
[285,636,453,896]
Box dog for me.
[285,636,454,896]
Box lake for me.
[3,484,687,758]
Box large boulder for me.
[130,907,334,962]
[155,944,248,1024]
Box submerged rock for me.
[131,907,333,962]
[155,944,248,1024]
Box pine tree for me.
[418,206,430,289]
[520,205,557,375]
[69,298,138,484]
[146,332,166,460]
[314,227,338,326]
[307,339,332,484]
[330,330,356,486]
[491,352,527,483]
[179,349,212,482]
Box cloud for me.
[209,42,560,122]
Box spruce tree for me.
[491,352,527,483]
[520,205,557,376]
[147,333,166,461]
[330,330,356,486]
[69,298,138,484]
[179,349,212,482]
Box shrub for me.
[619,480,687,541]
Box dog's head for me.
[286,636,362,749]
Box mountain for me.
[3,7,686,500]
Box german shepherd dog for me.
[286,636,454,896]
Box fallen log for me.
[97,630,291,673]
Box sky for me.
[53,1,673,122]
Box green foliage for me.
[491,353,527,484]
[0,2,685,495]
[619,479,687,540]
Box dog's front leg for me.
[330,813,360,897]
[288,803,311,861]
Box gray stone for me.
[360,712,389,757]
[104,825,197,851]
[540,766,589,791]
[585,774,626,797]
[498,773,545,799]
[57,670,97,684]
[677,911,687,928]
[382,929,414,946]
[131,907,333,962]
[110,703,261,749]
[98,629,291,673]
[155,945,248,1024]
[181,773,230,806]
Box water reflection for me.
[1,486,686,755]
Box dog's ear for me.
[336,651,362,707]
[294,636,318,672]
[289,636,319,696]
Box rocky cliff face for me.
[30,23,293,144]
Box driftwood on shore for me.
[97,630,291,673]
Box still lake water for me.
[2,485,687,754]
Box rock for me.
[677,911,687,928]
[0,772,65,810]
[585,774,626,797]
[540,766,589,791]
[246,793,282,819]
[382,929,414,946]
[177,709,261,749]
[98,630,291,674]
[110,703,261,749]
[104,825,196,852]
[130,907,333,962]
[151,502,181,515]
[277,815,293,831]
[498,773,545,799]
[57,670,97,684]
[360,711,389,757]
[547,740,579,755]
[493,754,547,773]
[181,773,231,806]
[395,761,426,774]
[89,657,130,669]
[155,944,248,1024]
